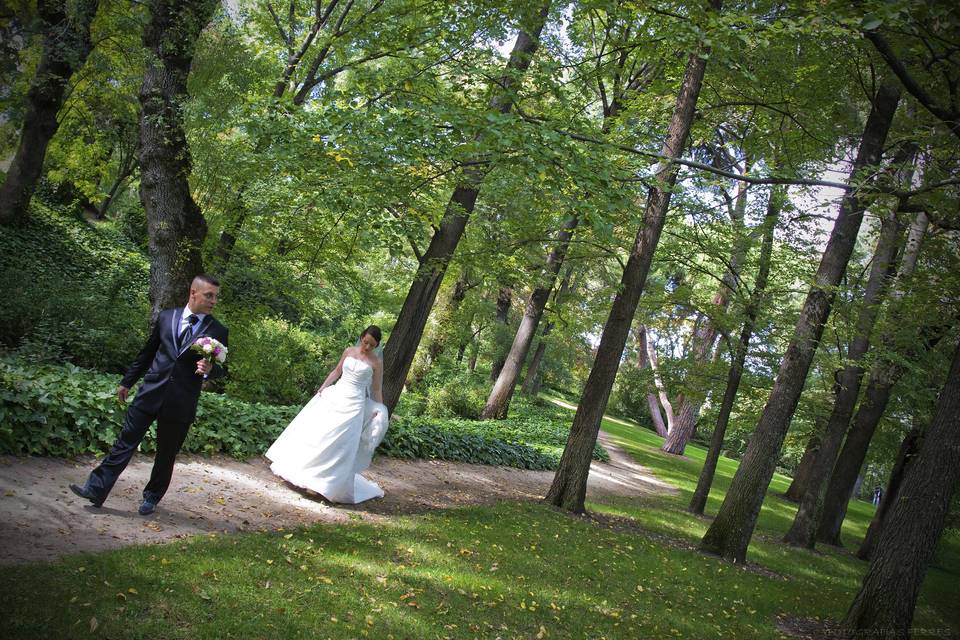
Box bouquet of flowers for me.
[190,336,228,366]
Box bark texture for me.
[784,433,820,502]
[380,2,551,412]
[139,0,218,318]
[699,82,900,562]
[843,339,960,637]
[0,0,99,224]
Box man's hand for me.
[196,358,213,376]
[117,385,129,403]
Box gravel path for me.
[0,431,676,565]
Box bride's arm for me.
[370,358,384,404]
[317,349,349,394]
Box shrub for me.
[0,356,297,459]
[384,394,609,470]
[411,368,489,419]
[1,357,607,471]
[220,314,335,406]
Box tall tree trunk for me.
[783,204,904,547]
[699,82,900,563]
[380,2,551,412]
[689,186,780,515]
[645,327,679,434]
[138,0,218,318]
[784,433,820,502]
[0,0,99,225]
[482,217,578,418]
[843,339,960,637]
[545,21,717,513]
[522,324,550,396]
[636,325,669,437]
[816,210,931,544]
[488,285,514,381]
[856,420,924,561]
[818,315,950,546]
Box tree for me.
[380,1,552,412]
[855,418,923,562]
[699,81,900,562]
[842,336,960,637]
[546,1,719,513]
[0,0,99,224]
[818,310,953,546]
[138,0,218,316]
[815,210,937,545]
[482,216,577,418]
[783,192,906,547]
[660,144,751,456]
[689,185,780,515]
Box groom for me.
[70,274,229,515]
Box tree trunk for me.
[0,0,99,225]
[856,420,924,562]
[689,187,780,515]
[645,327,679,434]
[817,210,932,545]
[482,217,578,418]
[380,2,551,412]
[783,205,904,548]
[545,25,716,513]
[488,285,514,381]
[97,147,139,219]
[138,0,218,319]
[843,339,960,637]
[699,82,900,563]
[817,315,950,546]
[522,325,550,396]
[636,325,668,437]
[661,164,751,455]
[784,433,820,502]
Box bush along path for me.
[0,430,673,565]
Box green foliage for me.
[383,394,608,469]
[0,356,605,471]
[609,364,656,431]
[219,314,334,406]
[0,356,298,459]
[0,201,150,372]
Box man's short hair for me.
[192,273,220,288]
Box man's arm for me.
[119,315,163,394]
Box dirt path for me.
[0,431,676,565]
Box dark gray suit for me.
[84,307,228,505]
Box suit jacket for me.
[121,308,229,424]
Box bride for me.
[266,325,390,504]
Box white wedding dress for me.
[265,356,390,504]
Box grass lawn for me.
[2,397,957,639]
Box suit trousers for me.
[85,401,192,504]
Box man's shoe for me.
[69,483,103,507]
[138,499,157,516]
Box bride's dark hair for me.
[360,325,382,346]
